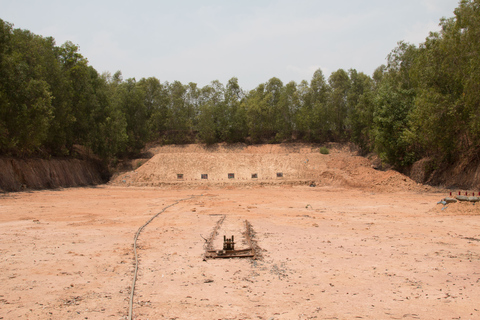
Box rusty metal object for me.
[223,235,235,250]
[203,218,257,260]
[203,215,225,260]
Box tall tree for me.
[403,1,480,161]
[456,0,480,148]
[295,80,314,140]
[0,24,54,155]
[137,77,169,140]
[265,77,285,141]
[310,69,331,141]
[224,77,247,142]
[243,84,270,143]
[196,82,222,144]
[114,78,149,154]
[276,80,298,141]
[347,69,375,152]
[84,71,128,160]
[0,19,12,150]
[373,42,418,167]
[328,69,350,139]
[165,81,191,143]
[56,41,96,150]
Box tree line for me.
[1,0,479,168]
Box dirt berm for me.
[0,157,107,192]
[409,154,480,190]
[110,143,430,192]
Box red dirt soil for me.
[1,144,479,320]
[110,143,431,192]
[0,157,105,192]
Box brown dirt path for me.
[1,185,480,319]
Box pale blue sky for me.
[1,0,460,90]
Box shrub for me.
[319,147,330,155]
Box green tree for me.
[224,77,247,142]
[185,82,200,132]
[276,80,298,141]
[310,69,331,141]
[372,65,386,88]
[265,77,285,141]
[196,82,221,144]
[372,42,418,167]
[0,23,54,155]
[56,41,97,151]
[243,84,270,143]
[114,78,149,154]
[373,80,416,166]
[137,77,169,140]
[165,81,191,143]
[295,80,313,140]
[347,69,375,152]
[328,69,350,139]
[85,71,128,160]
[403,1,480,161]
[296,69,331,142]
[243,78,284,143]
[455,0,480,148]
[0,19,12,150]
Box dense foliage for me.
[1,0,479,168]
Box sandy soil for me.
[1,185,480,320]
[1,144,480,319]
[110,143,431,192]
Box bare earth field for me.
[1,144,480,320]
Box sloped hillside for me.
[111,143,429,192]
[0,158,107,192]
[409,154,480,190]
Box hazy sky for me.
[2,0,460,90]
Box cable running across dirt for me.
[128,194,202,320]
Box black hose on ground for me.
[128,194,202,320]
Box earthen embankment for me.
[0,157,107,192]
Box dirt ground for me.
[1,144,480,319]
[1,185,479,320]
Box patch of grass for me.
[319,147,330,155]
[135,160,145,169]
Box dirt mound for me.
[110,143,430,192]
[430,200,480,216]
[0,157,107,192]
